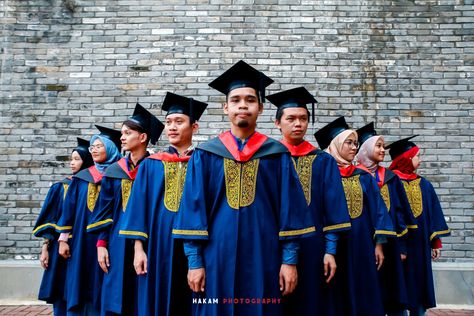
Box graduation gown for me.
[368,166,417,313]
[33,178,71,304]
[398,175,450,311]
[329,166,395,316]
[86,157,143,315]
[173,131,316,316]
[118,152,191,316]
[279,141,351,316]
[56,166,104,312]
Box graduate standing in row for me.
[119,93,208,316]
[315,116,395,316]
[266,87,351,316]
[355,123,417,315]
[86,104,164,315]
[56,126,122,315]
[173,60,315,316]
[387,136,450,316]
[33,138,93,316]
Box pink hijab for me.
[355,135,383,174]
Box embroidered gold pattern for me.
[402,178,423,218]
[62,183,69,200]
[380,184,391,211]
[293,155,317,205]
[342,175,363,219]
[87,183,101,212]
[121,179,133,212]
[223,158,259,210]
[163,161,188,212]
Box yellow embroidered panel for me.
[342,175,363,219]
[293,155,317,205]
[223,158,259,210]
[62,183,69,200]
[380,184,391,211]
[163,161,188,212]
[403,178,423,218]
[121,179,133,212]
[87,183,101,212]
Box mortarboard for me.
[314,116,350,150]
[385,135,418,160]
[266,86,317,124]
[162,92,208,123]
[208,60,274,102]
[127,103,164,145]
[356,122,377,146]
[95,125,122,151]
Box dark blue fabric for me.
[118,158,191,316]
[173,145,315,316]
[56,177,104,312]
[403,177,450,311]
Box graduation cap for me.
[313,116,350,150]
[126,103,164,145]
[356,122,377,146]
[385,135,418,160]
[266,87,317,124]
[74,137,94,169]
[162,92,208,123]
[208,60,274,102]
[94,125,122,151]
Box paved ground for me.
[1,305,473,315]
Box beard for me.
[237,119,250,128]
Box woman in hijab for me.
[33,138,93,316]
[355,123,417,316]
[386,136,450,316]
[314,116,395,316]
[56,126,121,316]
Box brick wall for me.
[0,0,472,260]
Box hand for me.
[279,264,298,296]
[323,253,337,283]
[188,268,206,292]
[40,245,49,269]
[375,244,384,270]
[58,241,70,259]
[97,246,110,273]
[133,241,147,275]
[400,253,407,261]
[432,248,441,260]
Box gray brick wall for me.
[0,0,472,261]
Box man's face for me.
[223,87,263,130]
[275,107,309,145]
[165,113,197,147]
[121,124,147,152]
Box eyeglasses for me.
[343,140,359,149]
[88,144,104,152]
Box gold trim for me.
[380,184,391,211]
[62,183,69,200]
[342,175,363,219]
[118,230,148,239]
[87,183,101,212]
[279,226,316,237]
[32,223,56,234]
[407,224,418,229]
[55,225,72,231]
[403,178,423,218]
[293,155,317,205]
[121,179,133,212]
[224,158,259,210]
[163,161,188,212]
[430,229,450,241]
[172,229,209,236]
[86,219,113,230]
[323,222,352,232]
[397,228,408,237]
[375,230,397,236]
